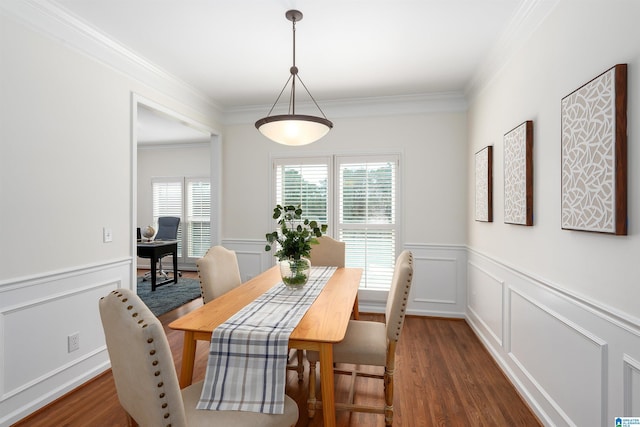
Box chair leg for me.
[296,349,304,381]
[384,342,397,426]
[307,360,317,418]
[384,366,394,426]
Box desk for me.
[136,240,178,291]
[169,266,362,427]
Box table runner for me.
[197,266,337,414]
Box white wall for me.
[0,9,220,424]
[222,112,468,243]
[221,112,469,314]
[466,1,640,424]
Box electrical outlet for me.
[103,227,113,243]
[68,332,80,353]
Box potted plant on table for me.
[265,204,327,288]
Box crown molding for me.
[2,0,471,125]
[223,92,469,125]
[465,0,560,102]
[0,0,223,121]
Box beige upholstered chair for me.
[308,235,346,268]
[307,250,413,426]
[309,235,358,319]
[99,288,298,427]
[196,246,242,304]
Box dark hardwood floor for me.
[13,271,542,426]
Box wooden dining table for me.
[168,265,362,427]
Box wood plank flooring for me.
[13,271,542,426]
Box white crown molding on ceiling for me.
[464,0,559,101]
[2,0,557,124]
[223,92,469,125]
[0,0,223,121]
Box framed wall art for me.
[475,145,493,222]
[504,120,533,226]
[561,64,627,235]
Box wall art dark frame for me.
[561,64,627,235]
[504,120,533,226]
[475,145,493,222]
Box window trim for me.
[270,152,402,291]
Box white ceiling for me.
[52,0,556,110]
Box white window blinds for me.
[151,177,211,261]
[186,178,211,258]
[338,156,398,289]
[274,159,330,224]
[273,155,400,290]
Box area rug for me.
[136,277,202,316]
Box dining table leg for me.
[352,295,360,320]
[179,331,196,388]
[319,342,336,427]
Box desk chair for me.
[99,289,298,427]
[307,250,413,426]
[141,216,181,281]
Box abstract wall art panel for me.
[475,146,493,222]
[561,64,627,235]
[504,121,533,226]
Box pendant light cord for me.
[263,10,330,121]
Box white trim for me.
[467,246,640,334]
[224,92,469,124]
[466,248,639,426]
[131,94,222,281]
[0,258,130,291]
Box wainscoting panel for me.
[222,239,273,282]
[467,261,504,346]
[466,249,640,427]
[222,241,468,318]
[624,355,640,416]
[396,244,467,317]
[0,259,132,426]
[510,290,606,426]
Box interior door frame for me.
[130,93,222,290]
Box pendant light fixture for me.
[255,10,333,146]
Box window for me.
[152,177,211,262]
[338,156,398,289]
[274,158,331,225]
[273,154,400,290]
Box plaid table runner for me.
[197,266,337,414]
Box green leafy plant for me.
[265,204,328,261]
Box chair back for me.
[197,246,242,303]
[99,289,188,427]
[385,250,414,342]
[155,216,180,240]
[309,236,345,268]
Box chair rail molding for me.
[466,247,640,426]
[0,259,131,426]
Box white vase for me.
[279,257,311,289]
